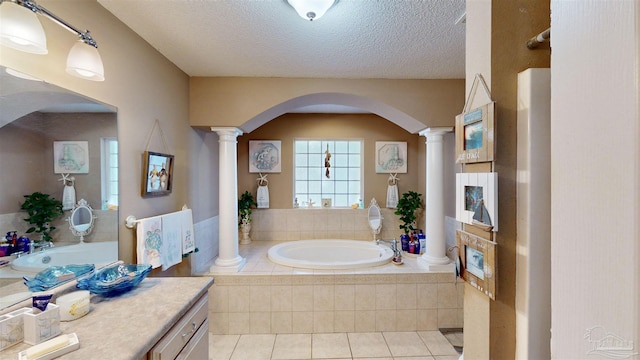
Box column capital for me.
[211,127,243,138]
[418,127,453,138]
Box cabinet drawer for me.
[176,319,208,360]
[149,294,208,360]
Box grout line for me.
[220,332,459,360]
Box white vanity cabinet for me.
[148,294,208,360]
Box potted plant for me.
[21,192,64,243]
[394,190,423,251]
[238,191,257,244]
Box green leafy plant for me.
[21,192,64,242]
[238,191,257,225]
[394,190,423,234]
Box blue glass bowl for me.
[23,264,95,292]
[76,263,152,297]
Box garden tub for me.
[267,239,393,270]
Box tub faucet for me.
[29,241,54,254]
[377,239,402,262]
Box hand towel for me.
[136,216,162,269]
[61,184,76,211]
[257,185,269,208]
[161,211,183,271]
[181,209,195,254]
[386,183,399,208]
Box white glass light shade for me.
[287,0,336,21]
[0,1,47,54]
[5,67,42,81]
[66,40,105,81]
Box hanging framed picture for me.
[375,141,407,173]
[456,230,497,300]
[455,102,496,164]
[456,172,498,232]
[53,141,89,174]
[142,151,174,197]
[249,140,281,173]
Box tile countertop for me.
[0,276,214,360]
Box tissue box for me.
[0,307,32,350]
[23,303,61,345]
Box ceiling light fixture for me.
[0,0,105,81]
[286,0,337,21]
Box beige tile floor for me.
[210,330,461,360]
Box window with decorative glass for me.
[294,139,362,208]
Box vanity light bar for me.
[0,0,105,81]
[7,0,99,48]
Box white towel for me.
[161,211,183,271]
[257,185,269,208]
[181,209,195,254]
[136,216,162,269]
[61,184,76,211]
[386,183,399,208]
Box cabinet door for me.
[176,319,208,360]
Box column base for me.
[210,256,246,273]
[418,255,454,272]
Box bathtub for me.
[11,241,118,273]
[267,239,393,270]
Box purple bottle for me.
[400,234,410,252]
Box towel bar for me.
[125,204,189,229]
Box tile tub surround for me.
[0,210,117,243]
[206,241,464,335]
[248,208,419,242]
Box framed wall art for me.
[455,102,496,164]
[142,151,174,197]
[249,140,281,173]
[375,141,407,173]
[53,141,89,174]
[456,229,497,300]
[456,172,498,232]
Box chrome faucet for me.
[377,238,402,263]
[29,241,54,254]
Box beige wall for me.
[0,112,116,214]
[463,0,550,359]
[237,113,424,209]
[190,77,465,134]
[0,0,196,276]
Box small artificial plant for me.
[394,190,423,234]
[21,192,64,242]
[238,191,257,225]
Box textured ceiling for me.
[98,0,466,79]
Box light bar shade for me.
[66,40,104,81]
[287,0,336,21]
[0,1,47,54]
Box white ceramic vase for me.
[239,221,251,244]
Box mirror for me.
[0,66,118,310]
[368,198,383,241]
[68,199,97,242]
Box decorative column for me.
[419,127,453,271]
[210,127,246,273]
